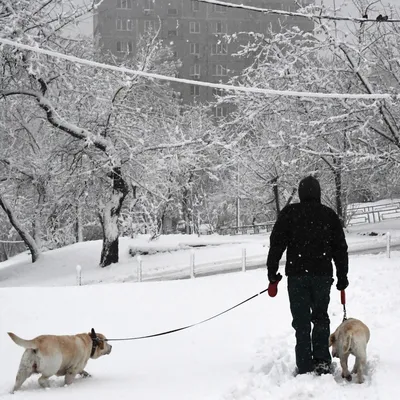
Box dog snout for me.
[107,345,112,355]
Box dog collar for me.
[90,329,100,357]
[90,338,99,357]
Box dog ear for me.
[90,328,96,338]
[329,333,335,347]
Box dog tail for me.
[7,332,38,350]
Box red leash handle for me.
[341,290,346,305]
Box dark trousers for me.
[288,275,333,374]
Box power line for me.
[197,0,400,23]
[0,37,397,100]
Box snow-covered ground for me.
[1,219,400,287]
[1,219,400,399]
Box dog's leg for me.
[352,358,359,375]
[12,349,37,392]
[356,355,367,384]
[38,375,51,388]
[65,372,77,385]
[79,370,91,378]
[13,367,33,392]
[340,353,352,381]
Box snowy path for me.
[223,255,400,400]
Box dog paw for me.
[80,371,91,378]
[342,373,352,381]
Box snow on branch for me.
[134,139,205,156]
[196,0,400,23]
[0,89,118,157]
[0,37,398,101]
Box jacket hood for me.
[298,176,321,203]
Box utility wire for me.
[0,38,397,100]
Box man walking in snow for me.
[266,176,349,376]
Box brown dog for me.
[8,328,112,392]
[329,318,370,383]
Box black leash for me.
[105,288,268,342]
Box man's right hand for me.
[268,272,282,284]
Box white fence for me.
[75,234,394,285]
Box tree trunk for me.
[284,187,297,208]
[0,194,40,263]
[99,167,128,268]
[272,177,280,218]
[333,158,344,227]
[182,175,194,235]
[182,186,191,234]
[32,182,45,249]
[75,203,84,242]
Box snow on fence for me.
[218,222,275,236]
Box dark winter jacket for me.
[267,176,348,280]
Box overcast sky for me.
[63,0,93,37]
[319,0,400,17]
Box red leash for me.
[341,290,347,321]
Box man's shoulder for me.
[319,204,342,223]
[281,202,338,216]
[320,204,338,215]
[280,203,298,214]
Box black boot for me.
[314,359,334,375]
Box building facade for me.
[94,0,314,112]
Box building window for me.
[214,106,228,118]
[213,64,227,76]
[190,64,201,77]
[211,43,227,55]
[117,0,132,9]
[212,88,224,97]
[144,20,155,32]
[189,21,200,34]
[116,18,133,31]
[190,85,200,96]
[144,0,154,11]
[211,4,226,13]
[215,21,227,34]
[167,8,178,16]
[190,43,200,55]
[117,41,133,53]
[192,1,200,12]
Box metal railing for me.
[347,201,400,226]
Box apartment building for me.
[94,0,314,113]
